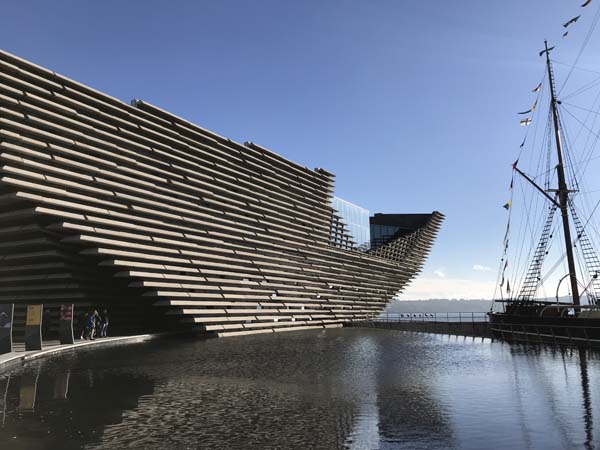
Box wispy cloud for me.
[433,268,446,278]
[397,277,495,300]
[472,264,492,272]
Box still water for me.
[0,328,598,450]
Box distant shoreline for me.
[387,299,493,313]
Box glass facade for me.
[370,224,401,244]
[331,197,370,247]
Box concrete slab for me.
[0,333,165,374]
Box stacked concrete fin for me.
[0,50,444,337]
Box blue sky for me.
[2,1,599,299]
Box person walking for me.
[42,308,51,339]
[85,311,97,340]
[100,309,109,337]
[80,311,89,340]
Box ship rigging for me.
[490,1,600,345]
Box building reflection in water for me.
[0,362,155,449]
[53,371,69,401]
[17,369,39,413]
[343,333,455,450]
[0,375,9,427]
[0,330,598,449]
[344,334,381,449]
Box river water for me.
[0,328,598,450]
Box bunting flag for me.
[520,138,526,148]
[532,83,542,93]
[563,15,581,28]
[563,31,569,38]
[503,200,512,210]
[507,280,511,294]
[509,179,513,190]
[582,0,592,6]
[500,260,508,287]
[518,99,538,115]
[520,117,532,126]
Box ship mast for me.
[543,40,580,306]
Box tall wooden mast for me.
[543,40,580,305]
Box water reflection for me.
[17,369,39,412]
[0,355,155,449]
[578,349,594,450]
[0,330,598,449]
[0,375,8,427]
[53,371,69,400]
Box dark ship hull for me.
[489,304,600,346]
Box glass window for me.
[331,197,370,247]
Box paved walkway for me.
[0,334,164,373]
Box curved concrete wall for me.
[0,50,443,337]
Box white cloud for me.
[472,264,492,272]
[396,277,496,300]
[433,269,446,278]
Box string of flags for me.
[500,260,508,289]
[561,0,593,38]
[517,0,593,127]
[499,160,519,295]
[499,163,516,294]
[501,160,518,211]
[518,82,541,127]
[501,0,594,296]
[518,99,538,115]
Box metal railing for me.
[375,312,489,323]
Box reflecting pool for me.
[0,328,598,449]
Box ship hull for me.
[488,312,600,347]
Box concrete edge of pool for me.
[0,323,499,376]
[0,333,171,374]
[0,326,347,375]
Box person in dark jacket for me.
[42,308,51,339]
[100,309,109,337]
[85,311,97,340]
[80,312,87,340]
